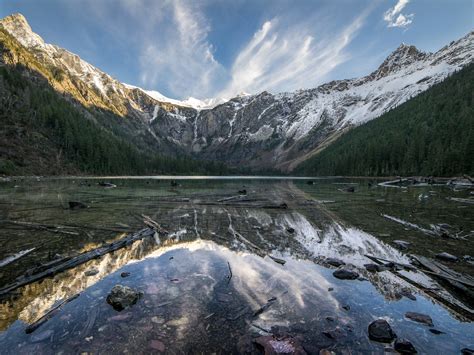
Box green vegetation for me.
[296,63,474,177]
[0,64,228,176]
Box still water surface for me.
[0,177,472,353]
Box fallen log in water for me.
[0,248,36,268]
[25,293,81,333]
[0,228,157,297]
[411,255,474,288]
[364,254,474,320]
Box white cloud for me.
[219,12,367,98]
[76,0,369,99]
[137,0,225,98]
[383,0,414,28]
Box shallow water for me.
[0,177,472,354]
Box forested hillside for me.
[296,64,474,177]
[0,63,228,175]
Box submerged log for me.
[25,293,80,333]
[0,248,36,268]
[0,228,156,297]
[411,255,474,288]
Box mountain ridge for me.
[0,13,472,173]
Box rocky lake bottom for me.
[0,177,473,354]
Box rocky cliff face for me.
[1,13,472,171]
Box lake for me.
[0,177,473,354]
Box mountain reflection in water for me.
[0,178,472,354]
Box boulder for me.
[368,319,397,343]
[405,312,433,326]
[106,285,141,311]
[333,268,359,280]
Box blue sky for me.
[0,0,472,99]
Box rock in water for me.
[326,258,345,267]
[106,285,141,311]
[368,319,397,343]
[394,339,417,354]
[405,312,433,326]
[254,335,307,354]
[85,268,99,276]
[393,240,411,250]
[435,252,458,262]
[333,268,359,280]
[68,201,88,209]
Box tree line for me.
[296,63,473,177]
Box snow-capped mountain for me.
[1,13,472,171]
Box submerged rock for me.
[254,335,307,355]
[435,252,458,262]
[149,339,165,352]
[368,319,397,343]
[394,339,417,354]
[393,240,411,250]
[364,263,389,272]
[30,329,54,343]
[68,201,88,209]
[333,268,359,280]
[326,258,345,267]
[106,285,141,311]
[405,312,433,326]
[429,329,445,335]
[85,268,99,276]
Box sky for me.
[0,0,472,100]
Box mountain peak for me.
[0,13,45,48]
[372,42,427,79]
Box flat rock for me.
[405,312,433,326]
[364,263,389,272]
[394,339,417,354]
[435,252,458,262]
[429,329,445,335]
[106,285,141,311]
[333,268,359,280]
[30,329,53,343]
[368,319,397,343]
[326,258,345,267]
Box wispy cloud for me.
[77,0,369,99]
[219,12,367,97]
[383,0,414,28]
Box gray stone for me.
[368,319,397,343]
[405,312,433,326]
[107,285,141,311]
[326,258,345,267]
[333,268,359,280]
[394,339,417,354]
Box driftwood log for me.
[0,227,158,297]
